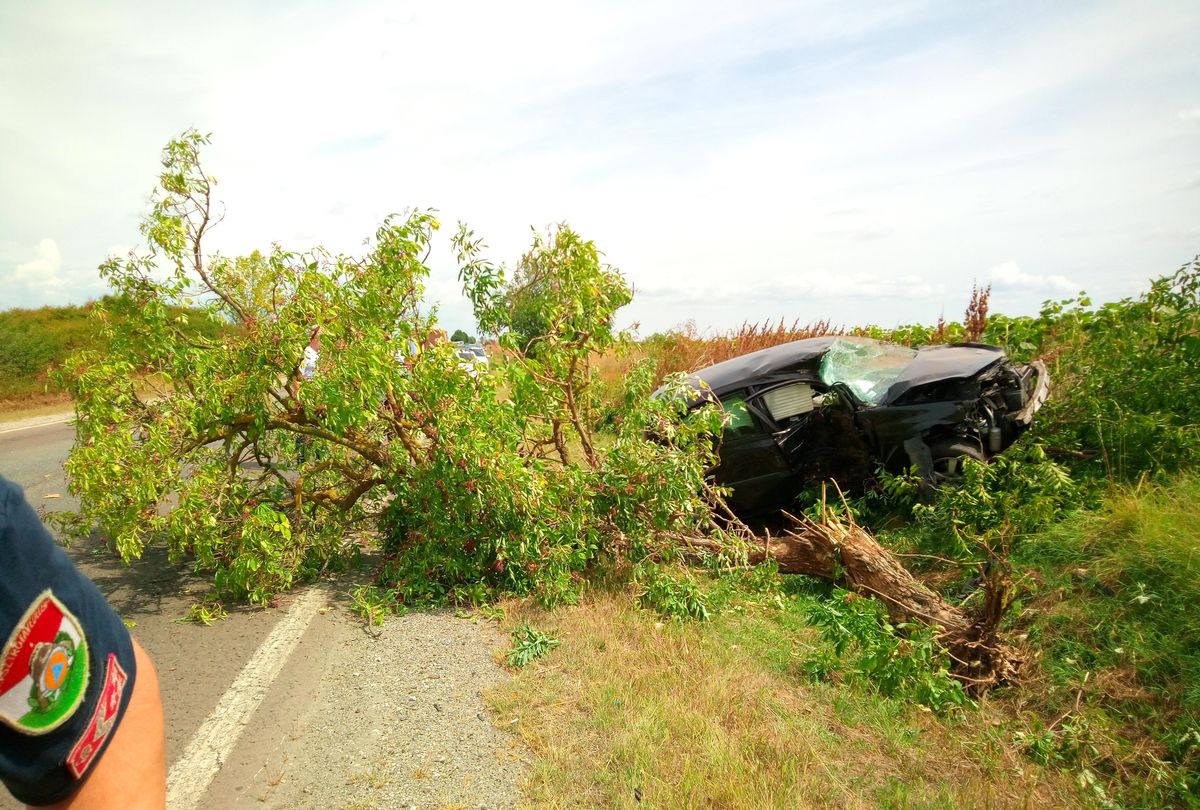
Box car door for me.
[713,389,798,515]
[765,381,877,493]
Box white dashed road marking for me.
[166,587,327,810]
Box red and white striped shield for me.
[0,590,88,735]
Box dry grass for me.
[648,318,849,383]
[590,345,651,405]
[485,589,1077,809]
[0,393,73,422]
[633,284,995,389]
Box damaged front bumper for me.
[1012,359,1050,426]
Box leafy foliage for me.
[987,257,1200,480]
[59,131,725,610]
[803,589,969,714]
[0,300,224,403]
[471,225,630,362]
[506,624,560,668]
[636,564,711,621]
[58,131,441,601]
[0,315,65,382]
[910,444,1080,560]
[180,598,228,626]
[349,585,403,627]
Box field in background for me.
[644,317,849,380]
[592,286,991,409]
[1,285,990,413]
[0,304,98,406]
[0,300,226,416]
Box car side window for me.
[720,393,761,438]
[760,382,814,425]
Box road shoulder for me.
[0,408,73,433]
[210,607,527,810]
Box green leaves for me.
[506,624,560,668]
[984,256,1200,481]
[376,228,725,611]
[63,130,726,619]
[803,589,970,713]
[911,444,1080,560]
[636,565,711,621]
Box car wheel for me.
[929,440,986,486]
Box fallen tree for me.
[681,495,1018,694]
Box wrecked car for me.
[672,336,1049,516]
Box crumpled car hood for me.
[879,343,1006,405]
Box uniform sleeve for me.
[0,476,138,806]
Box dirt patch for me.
[0,392,72,416]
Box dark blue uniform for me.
[0,476,137,806]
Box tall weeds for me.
[639,283,995,385]
[645,318,847,382]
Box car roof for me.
[685,336,1007,403]
[686,336,842,395]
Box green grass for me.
[1007,475,1200,807]
[483,477,1200,808]
[0,304,98,401]
[486,583,1078,808]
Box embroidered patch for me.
[0,590,89,735]
[66,652,128,778]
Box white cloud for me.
[11,238,63,288]
[1,238,109,309]
[2,1,1199,330]
[987,260,1076,293]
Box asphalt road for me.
[0,418,333,808]
[0,418,521,809]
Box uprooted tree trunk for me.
[684,509,1019,695]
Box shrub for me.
[989,257,1200,480]
[910,444,1081,561]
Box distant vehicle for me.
[467,343,488,362]
[454,342,488,377]
[662,337,1049,516]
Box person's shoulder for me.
[0,475,20,520]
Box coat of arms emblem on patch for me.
[0,590,89,734]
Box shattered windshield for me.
[818,338,917,405]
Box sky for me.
[1,0,1197,336]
